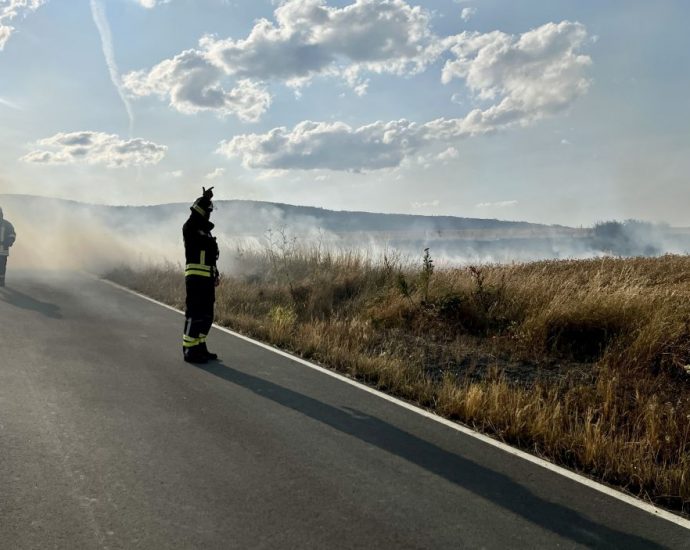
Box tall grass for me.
[107,250,690,514]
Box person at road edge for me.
[0,207,17,288]
[182,187,220,363]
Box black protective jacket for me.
[0,219,16,256]
[183,212,218,280]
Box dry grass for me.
[106,251,690,515]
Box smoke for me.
[90,0,135,135]
[590,220,674,257]
[1,196,180,273]
[0,195,687,279]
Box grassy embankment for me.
[107,250,690,514]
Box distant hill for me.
[0,194,558,237]
[1,194,686,264]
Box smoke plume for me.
[0,195,687,277]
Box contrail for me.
[0,96,22,110]
[89,0,134,135]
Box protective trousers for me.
[183,276,215,353]
[0,255,7,287]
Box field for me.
[107,250,690,515]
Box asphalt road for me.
[1,272,688,549]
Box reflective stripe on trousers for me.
[183,272,214,354]
[183,335,201,348]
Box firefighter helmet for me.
[191,187,214,218]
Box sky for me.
[0,0,688,226]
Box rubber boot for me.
[200,342,218,361]
[184,346,208,364]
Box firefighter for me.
[0,207,17,288]
[182,187,220,363]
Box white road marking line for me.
[101,278,690,530]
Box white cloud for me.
[219,119,424,171]
[123,4,590,131]
[124,50,271,122]
[475,200,518,208]
[460,7,476,22]
[415,153,432,169]
[450,92,463,104]
[0,0,46,50]
[0,25,11,49]
[165,169,183,178]
[202,0,438,81]
[21,131,167,168]
[219,21,592,172]
[205,167,225,179]
[441,21,591,126]
[411,199,440,208]
[255,169,289,181]
[124,0,442,118]
[135,0,170,7]
[437,146,458,161]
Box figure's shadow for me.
[195,361,670,549]
[0,287,62,319]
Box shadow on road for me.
[195,361,668,549]
[0,287,62,319]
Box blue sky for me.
[0,0,688,226]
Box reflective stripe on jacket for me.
[183,213,218,279]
